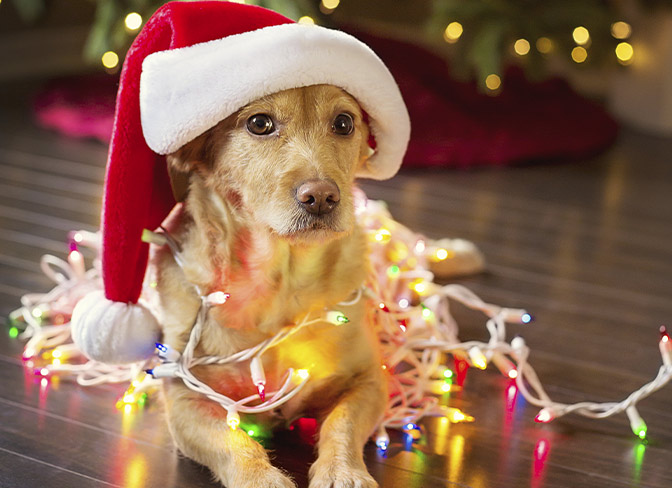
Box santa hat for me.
[71,0,410,364]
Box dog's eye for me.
[246,114,275,135]
[332,113,354,136]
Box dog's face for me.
[170,84,371,243]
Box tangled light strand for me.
[10,196,672,447]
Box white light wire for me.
[10,195,672,440]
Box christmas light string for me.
[142,227,358,428]
[9,196,671,448]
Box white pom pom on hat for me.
[70,1,410,363]
[71,291,160,364]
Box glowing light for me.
[572,26,590,45]
[374,228,392,243]
[443,22,463,43]
[534,407,555,423]
[124,12,142,31]
[257,383,266,401]
[521,313,533,324]
[571,46,588,63]
[321,0,340,9]
[102,51,119,69]
[124,403,133,414]
[441,383,452,393]
[443,369,454,379]
[468,346,487,370]
[247,429,255,436]
[227,410,240,430]
[298,16,315,25]
[492,352,517,378]
[405,422,418,431]
[387,265,400,278]
[296,369,310,381]
[626,406,647,439]
[8,326,19,339]
[206,291,230,306]
[52,349,62,359]
[660,326,672,366]
[611,21,632,40]
[421,305,432,319]
[31,307,43,319]
[485,74,501,91]
[72,232,83,243]
[123,394,136,404]
[39,367,49,377]
[615,42,634,65]
[376,428,390,452]
[536,37,553,54]
[52,359,61,366]
[413,281,427,294]
[326,311,349,325]
[514,38,531,56]
[414,239,426,254]
[398,298,410,309]
[434,248,454,261]
[444,407,474,423]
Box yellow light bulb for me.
[536,37,553,54]
[413,282,426,294]
[514,38,530,56]
[485,74,501,91]
[572,26,590,45]
[611,21,632,40]
[123,394,136,404]
[615,42,634,65]
[468,346,487,370]
[298,16,315,25]
[374,229,392,243]
[443,22,463,43]
[124,12,143,31]
[102,51,119,69]
[296,369,310,380]
[435,248,454,261]
[571,46,588,63]
[322,0,340,9]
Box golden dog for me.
[154,84,386,488]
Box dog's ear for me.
[166,130,212,202]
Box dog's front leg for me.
[309,370,386,488]
[165,383,296,488]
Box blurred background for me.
[2,0,672,168]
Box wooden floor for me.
[1,81,671,488]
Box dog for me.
[154,84,387,488]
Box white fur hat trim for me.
[71,290,161,364]
[139,23,410,181]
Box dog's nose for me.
[295,179,340,215]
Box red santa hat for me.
[71,0,410,363]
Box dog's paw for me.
[227,465,296,488]
[309,461,378,488]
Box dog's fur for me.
[155,85,387,488]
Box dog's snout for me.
[296,179,340,216]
